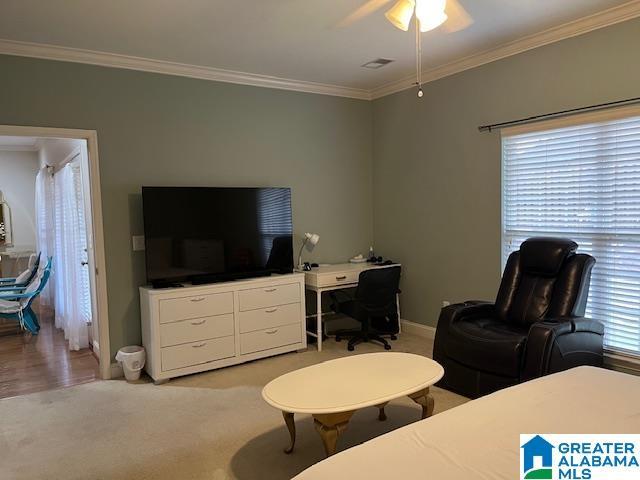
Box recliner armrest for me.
[529,317,604,336]
[570,317,604,335]
[433,301,495,363]
[529,318,573,336]
[522,316,604,381]
[440,301,495,325]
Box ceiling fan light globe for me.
[415,0,446,15]
[415,0,447,31]
[419,11,448,32]
[384,0,416,31]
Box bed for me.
[293,366,640,479]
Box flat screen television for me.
[142,186,294,287]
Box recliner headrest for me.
[519,237,577,276]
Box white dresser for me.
[140,273,307,382]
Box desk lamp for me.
[297,232,319,270]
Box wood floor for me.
[0,304,99,399]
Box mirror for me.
[0,192,12,248]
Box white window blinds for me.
[502,106,640,356]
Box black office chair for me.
[331,265,401,351]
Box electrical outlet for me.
[442,300,451,307]
[132,235,145,251]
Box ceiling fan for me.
[339,0,473,97]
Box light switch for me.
[132,235,145,251]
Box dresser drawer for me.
[159,292,233,323]
[239,302,301,334]
[161,336,235,371]
[315,270,360,288]
[160,314,234,347]
[238,283,300,311]
[240,323,302,355]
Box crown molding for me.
[370,0,640,99]
[0,0,639,102]
[0,39,372,100]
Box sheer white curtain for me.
[53,162,91,350]
[35,167,55,306]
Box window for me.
[502,106,640,356]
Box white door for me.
[78,143,99,352]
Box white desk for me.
[302,263,401,351]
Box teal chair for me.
[0,257,52,334]
[0,252,41,288]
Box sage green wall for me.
[0,55,373,357]
[1,17,638,352]
[372,18,640,327]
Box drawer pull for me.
[265,329,279,335]
[265,308,278,313]
[264,288,277,293]
[190,297,206,303]
[190,319,206,326]
[191,342,207,348]
[336,276,347,280]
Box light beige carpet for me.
[0,333,468,480]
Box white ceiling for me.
[0,0,636,94]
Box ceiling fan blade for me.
[336,0,395,28]
[442,0,473,33]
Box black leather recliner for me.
[433,237,604,399]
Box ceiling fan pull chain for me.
[415,15,423,98]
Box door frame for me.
[0,125,111,380]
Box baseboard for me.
[110,362,124,379]
[401,320,436,340]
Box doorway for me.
[0,126,110,397]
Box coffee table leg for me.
[312,411,355,457]
[283,411,296,454]
[375,402,389,421]
[409,388,435,419]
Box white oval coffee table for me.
[262,352,444,456]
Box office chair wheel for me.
[384,344,391,350]
[335,335,342,342]
[348,345,355,351]
[390,334,397,341]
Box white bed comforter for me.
[294,366,640,480]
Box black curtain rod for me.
[478,96,640,133]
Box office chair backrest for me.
[355,265,401,317]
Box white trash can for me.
[116,345,146,382]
